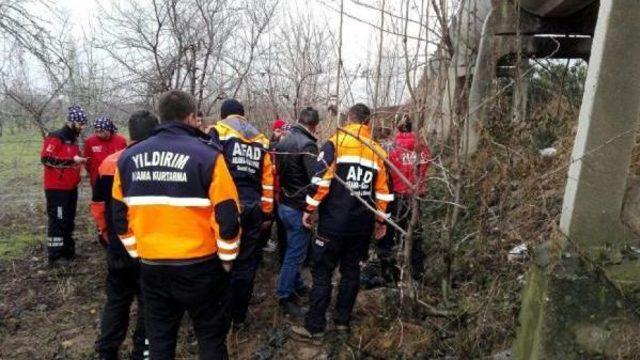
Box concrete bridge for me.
[443,1,640,358]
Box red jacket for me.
[388,132,431,195]
[83,133,127,185]
[41,126,82,190]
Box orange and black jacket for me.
[306,123,394,238]
[112,122,241,262]
[209,115,274,215]
[90,149,125,257]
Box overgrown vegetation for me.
[0,59,591,359]
[397,62,587,357]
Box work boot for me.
[290,325,324,345]
[279,298,307,319]
[97,349,118,360]
[293,285,311,302]
[294,284,310,299]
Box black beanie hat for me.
[220,99,245,119]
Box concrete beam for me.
[494,2,598,36]
[520,0,596,18]
[560,0,640,254]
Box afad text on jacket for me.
[210,115,275,215]
[306,123,394,238]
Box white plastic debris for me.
[539,147,557,157]
[508,244,529,262]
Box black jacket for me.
[275,124,318,210]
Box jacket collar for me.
[154,121,209,139]
[342,123,372,139]
[220,115,260,139]
[292,123,317,142]
[394,131,416,150]
[60,124,79,142]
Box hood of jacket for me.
[394,131,416,151]
[220,115,261,140]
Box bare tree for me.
[0,48,67,137]
[0,3,74,136]
[256,9,337,120]
[96,0,279,114]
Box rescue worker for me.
[92,110,159,360]
[291,103,393,342]
[261,119,288,260]
[112,90,241,359]
[378,119,431,282]
[274,107,320,317]
[208,99,274,328]
[84,116,127,187]
[196,111,205,131]
[41,105,88,267]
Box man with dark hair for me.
[112,90,241,359]
[196,111,205,131]
[41,105,88,267]
[274,107,320,317]
[209,98,274,328]
[291,103,393,342]
[93,110,159,360]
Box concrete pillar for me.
[512,60,530,124]
[559,0,640,254]
[462,6,519,157]
[514,2,640,359]
[461,9,496,157]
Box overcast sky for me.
[59,0,387,67]
[48,0,427,104]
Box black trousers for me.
[95,252,147,359]
[231,204,263,323]
[376,195,425,280]
[305,233,370,334]
[45,189,78,261]
[141,258,231,360]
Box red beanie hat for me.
[272,119,286,131]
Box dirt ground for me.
[0,131,435,359]
[0,204,292,359]
[0,194,426,360]
[0,128,524,359]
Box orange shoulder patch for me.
[98,150,123,176]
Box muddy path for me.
[0,209,389,359]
